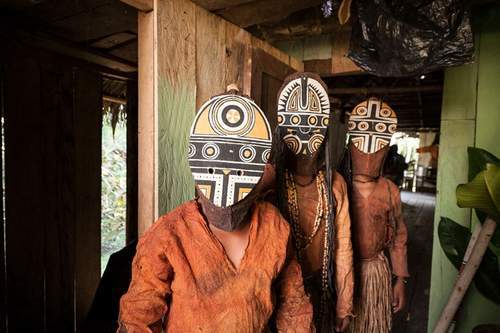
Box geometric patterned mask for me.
[348,97,398,153]
[188,94,272,208]
[277,73,330,156]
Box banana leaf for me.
[467,147,500,246]
[467,147,500,182]
[456,169,500,220]
[485,164,500,212]
[438,217,500,305]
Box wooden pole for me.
[433,218,498,333]
[448,223,482,333]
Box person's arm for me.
[118,223,173,333]
[333,175,354,331]
[274,239,315,333]
[388,182,409,313]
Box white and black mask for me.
[348,97,398,153]
[188,94,272,208]
[277,74,330,156]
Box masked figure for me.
[118,90,314,333]
[345,97,408,333]
[273,72,354,332]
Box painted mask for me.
[277,73,330,156]
[348,97,398,154]
[188,93,272,208]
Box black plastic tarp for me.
[348,0,474,77]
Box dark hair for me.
[272,107,344,303]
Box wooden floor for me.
[393,190,436,333]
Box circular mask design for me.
[188,94,272,208]
[348,98,398,153]
[277,74,330,156]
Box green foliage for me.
[457,166,500,220]
[157,78,195,215]
[464,148,500,247]
[101,113,127,273]
[438,147,500,305]
[438,217,500,305]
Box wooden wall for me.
[139,0,304,232]
[0,41,102,332]
[274,30,362,76]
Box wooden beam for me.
[120,0,153,12]
[1,29,137,73]
[191,0,254,11]
[304,59,332,75]
[247,7,341,42]
[103,95,127,104]
[329,85,443,95]
[215,0,322,28]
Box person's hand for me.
[392,278,407,313]
[335,316,350,332]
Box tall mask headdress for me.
[277,73,330,156]
[348,97,398,153]
[188,93,272,208]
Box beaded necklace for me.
[285,169,331,313]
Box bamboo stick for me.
[447,223,483,333]
[434,218,497,333]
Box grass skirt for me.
[348,252,392,333]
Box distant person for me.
[384,145,408,187]
[416,136,439,169]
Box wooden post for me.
[137,10,157,235]
[127,80,139,242]
[433,218,498,333]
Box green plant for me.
[101,112,127,273]
[438,147,500,305]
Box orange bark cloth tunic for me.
[293,171,354,319]
[118,200,315,333]
[350,177,409,278]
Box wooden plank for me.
[304,59,332,75]
[0,54,5,333]
[156,0,197,216]
[331,29,362,75]
[120,0,153,12]
[251,48,296,128]
[4,46,45,333]
[41,55,76,333]
[73,68,102,330]
[248,7,341,42]
[225,21,252,94]
[196,7,226,107]
[215,0,321,28]
[251,36,289,66]
[137,10,156,235]
[289,55,304,72]
[127,80,139,242]
[191,0,254,11]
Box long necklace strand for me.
[285,169,332,315]
[285,170,326,255]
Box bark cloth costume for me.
[345,98,409,333]
[118,91,315,332]
[273,72,354,332]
